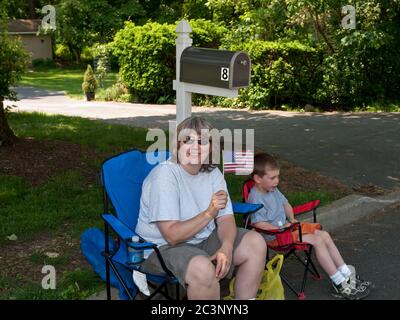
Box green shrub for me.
[31,58,56,68]
[190,19,227,48]
[92,43,114,88]
[317,30,400,109]
[202,40,323,110]
[112,21,175,103]
[54,44,73,61]
[82,65,97,93]
[104,80,129,101]
[112,20,227,103]
[80,46,94,64]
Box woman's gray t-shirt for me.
[135,160,233,249]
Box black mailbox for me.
[180,47,251,89]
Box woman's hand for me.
[209,242,233,280]
[205,190,228,219]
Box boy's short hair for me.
[251,153,280,178]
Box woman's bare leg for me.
[232,231,266,299]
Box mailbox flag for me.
[223,150,254,175]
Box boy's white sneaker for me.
[331,278,370,300]
[347,265,374,290]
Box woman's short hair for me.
[171,116,217,172]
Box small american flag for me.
[223,150,254,175]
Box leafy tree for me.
[182,0,212,20]
[54,0,90,63]
[55,0,144,63]
[0,11,29,146]
[1,0,30,19]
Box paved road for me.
[283,202,400,300]
[6,86,400,189]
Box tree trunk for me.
[28,0,39,19]
[307,7,335,55]
[0,99,17,147]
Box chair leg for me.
[269,248,320,299]
[176,282,180,300]
[300,247,323,295]
[292,250,319,278]
[275,252,306,299]
[107,258,136,300]
[148,282,178,300]
[300,252,312,295]
[280,273,300,298]
[307,247,322,280]
[105,257,111,300]
[104,223,111,300]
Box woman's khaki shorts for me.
[140,227,249,287]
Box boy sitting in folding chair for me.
[247,152,372,300]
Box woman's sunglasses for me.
[181,136,211,145]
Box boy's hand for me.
[284,219,298,228]
[206,190,228,219]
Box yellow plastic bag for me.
[224,254,285,300]
[257,254,285,300]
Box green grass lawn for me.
[19,66,118,100]
[0,112,152,299]
[1,112,337,299]
[11,111,150,153]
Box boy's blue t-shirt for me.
[247,187,289,241]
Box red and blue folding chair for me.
[236,179,322,299]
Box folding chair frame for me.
[241,179,322,300]
[100,149,182,300]
[249,222,322,299]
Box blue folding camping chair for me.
[100,149,181,300]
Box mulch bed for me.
[0,227,91,284]
[278,159,352,198]
[0,137,106,186]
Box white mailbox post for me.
[173,19,242,125]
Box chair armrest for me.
[102,214,174,278]
[251,222,306,244]
[293,200,320,223]
[293,200,320,215]
[102,214,136,242]
[102,214,157,248]
[127,241,157,250]
[250,222,300,236]
[232,202,263,215]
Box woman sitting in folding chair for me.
[135,116,266,300]
[247,153,372,300]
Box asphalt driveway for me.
[6,86,400,189]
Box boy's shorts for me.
[267,222,321,247]
[140,227,249,287]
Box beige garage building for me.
[7,19,53,61]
